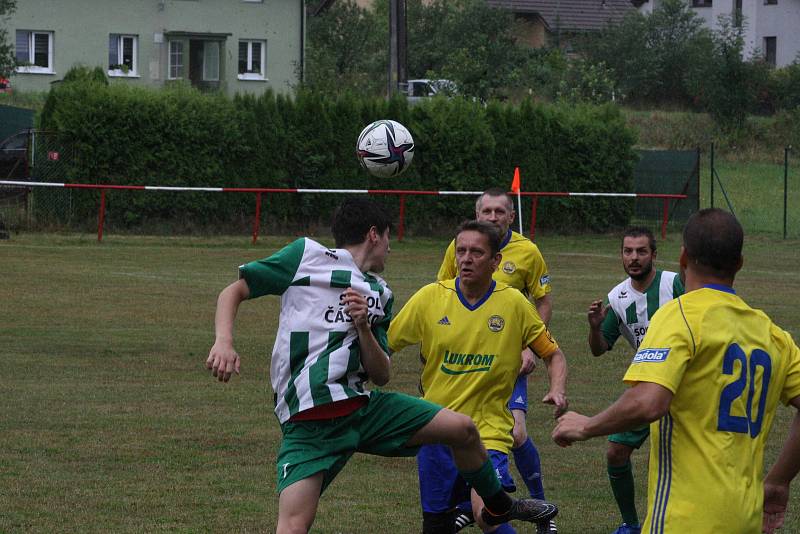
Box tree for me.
[0,0,16,79]
[303,0,386,95]
[687,15,767,130]
[581,0,710,105]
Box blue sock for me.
[512,437,545,499]
[492,522,517,534]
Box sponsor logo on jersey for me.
[502,261,516,274]
[632,348,670,363]
[487,315,505,332]
[619,291,628,298]
[437,316,451,325]
[540,274,550,286]
[440,350,495,375]
[325,250,339,260]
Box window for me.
[765,0,778,5]
[15,30,54,73]
[692,0,712,6]
[108,34,138,76]
[169,40,184,79]
[764,36,777,66]
[203,41,220,81]
[238,39,267,80]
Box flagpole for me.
[511,167,523,234]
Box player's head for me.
[332,197,392,271]
[681,208,743,281]
[455,220,502,286]
[475,188,515,236]
[621,227,657,282]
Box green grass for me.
[2,232,800,533]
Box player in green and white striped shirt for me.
[586,227,684,534]
[206,197,558,533]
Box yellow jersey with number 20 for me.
[623,286,800,534]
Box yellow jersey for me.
[437,229,551,300]
[623,285,800,534]
[388,278,559,453]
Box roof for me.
[486,0,636,32]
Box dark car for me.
[0,129,31,180]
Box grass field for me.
[2,231,800,533]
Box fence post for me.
[661,197,669,239]
[398,194,406,242]
[710,142,715,208]
[252,192,262,245]
[529,195,539,240]
[97,188,106,242]
[785,147,790,240]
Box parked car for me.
[404,79,458,104]
[0,77,10,94]
[0,129,31,180]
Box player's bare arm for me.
[535,294,553,326]
[519,347,536,375]
[541,348,568,418]
[342,287,391,386]
[207,278,250,382]
[763,395,800,534]
[552,382,672,447]
[587,300,610,356]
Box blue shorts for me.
[417,444,516,513]
[508,374,528,412]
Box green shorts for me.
[608,425,650,449]
[276,390,441,494]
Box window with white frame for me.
[238,39,267,80]
[15,30,54,73]
[109,34,138,76]
[168,40,184,79]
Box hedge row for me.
[39,75,638,234]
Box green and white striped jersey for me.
[239,238,394,424]
[601,269,684,351]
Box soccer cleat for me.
[536,519,558,534]
[481,498,558,526]
[612,524,641,534]
[453,509,475,531]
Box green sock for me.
[608,461,639,527]
[460,460,512,515]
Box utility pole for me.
[388,0,407,96]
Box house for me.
[485,1,636,50]
[8,0,305,96]
[635,0,800,67]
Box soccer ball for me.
[356,120,415,178]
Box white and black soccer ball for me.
[356,120,415,178]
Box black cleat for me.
[481,498,558,526]
[454,509,475,531]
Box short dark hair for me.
[332,197,392,248]
[456,220,502,255]
[475,187,514,212]
[683,208,743,278]
[622,226,656,252]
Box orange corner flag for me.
[511,167,521,193]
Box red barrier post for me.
[97,188,106,242]
[398,194,406,242]
[529,195,539,240]
[252,192,262,245]
[661,197,669,239]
